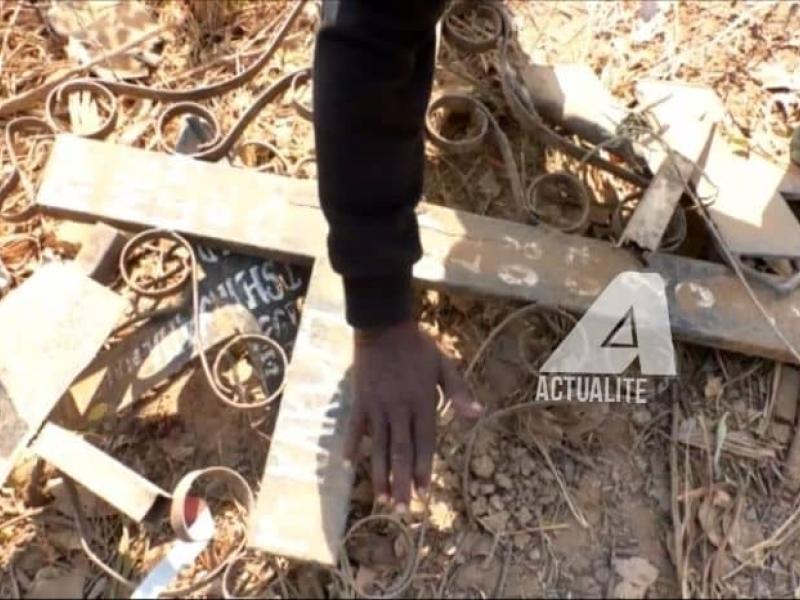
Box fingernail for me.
[376,494,389,505]
[395,503,408,515]
[343,459,353,470]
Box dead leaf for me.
[727,509,764,562]
[698,497,724,547]
[481,510,510,533]
[46,1,161,80]
[454,556,502,593]
[613,556,658,599]
[86,402,109,423]
[429,499,459,530]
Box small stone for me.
[472,496,488,516]
[632,408,651,426]
[540,491,557,505]
[495,472,514,490]
[471,455,496,479]
[516,506,533,526]
[472,429,494,455]
[563,461,576,483]
[540,469,555,482]
[512,532,532,549]
[510,446,525,460]
[528,548,541,561]
[489,494,504,511]
[482,510,509,532]
[520,456,536,477]
[577,576,597,592]
[480,483,496,495]
[439,470,459,490]
[585,581,602,598]
[469,481,481,497]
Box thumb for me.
[439,351,484,419]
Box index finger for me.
[389,410,413,510]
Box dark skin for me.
[344,319,484,511]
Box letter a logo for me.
[541,272,676,376]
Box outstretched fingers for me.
[389,410,414,510]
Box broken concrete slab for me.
[36,135,800,365]
[33,423,169,522]
[249,259,354,565]
[0,261,126,484]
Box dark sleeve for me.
[312,0,446,328]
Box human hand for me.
[344,320,483,511]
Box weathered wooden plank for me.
[0,262,127,484]
[0,257,10,294]
[33,423,169,522]
[248,259,353,565]
[36,135,800,364]
[698,135,800,258]
[34,135,800,364]
[621,81,720,251]
[634,80,724,173]
[774,364,800,425]
[620,154,696,251]
[74,222,127,284]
